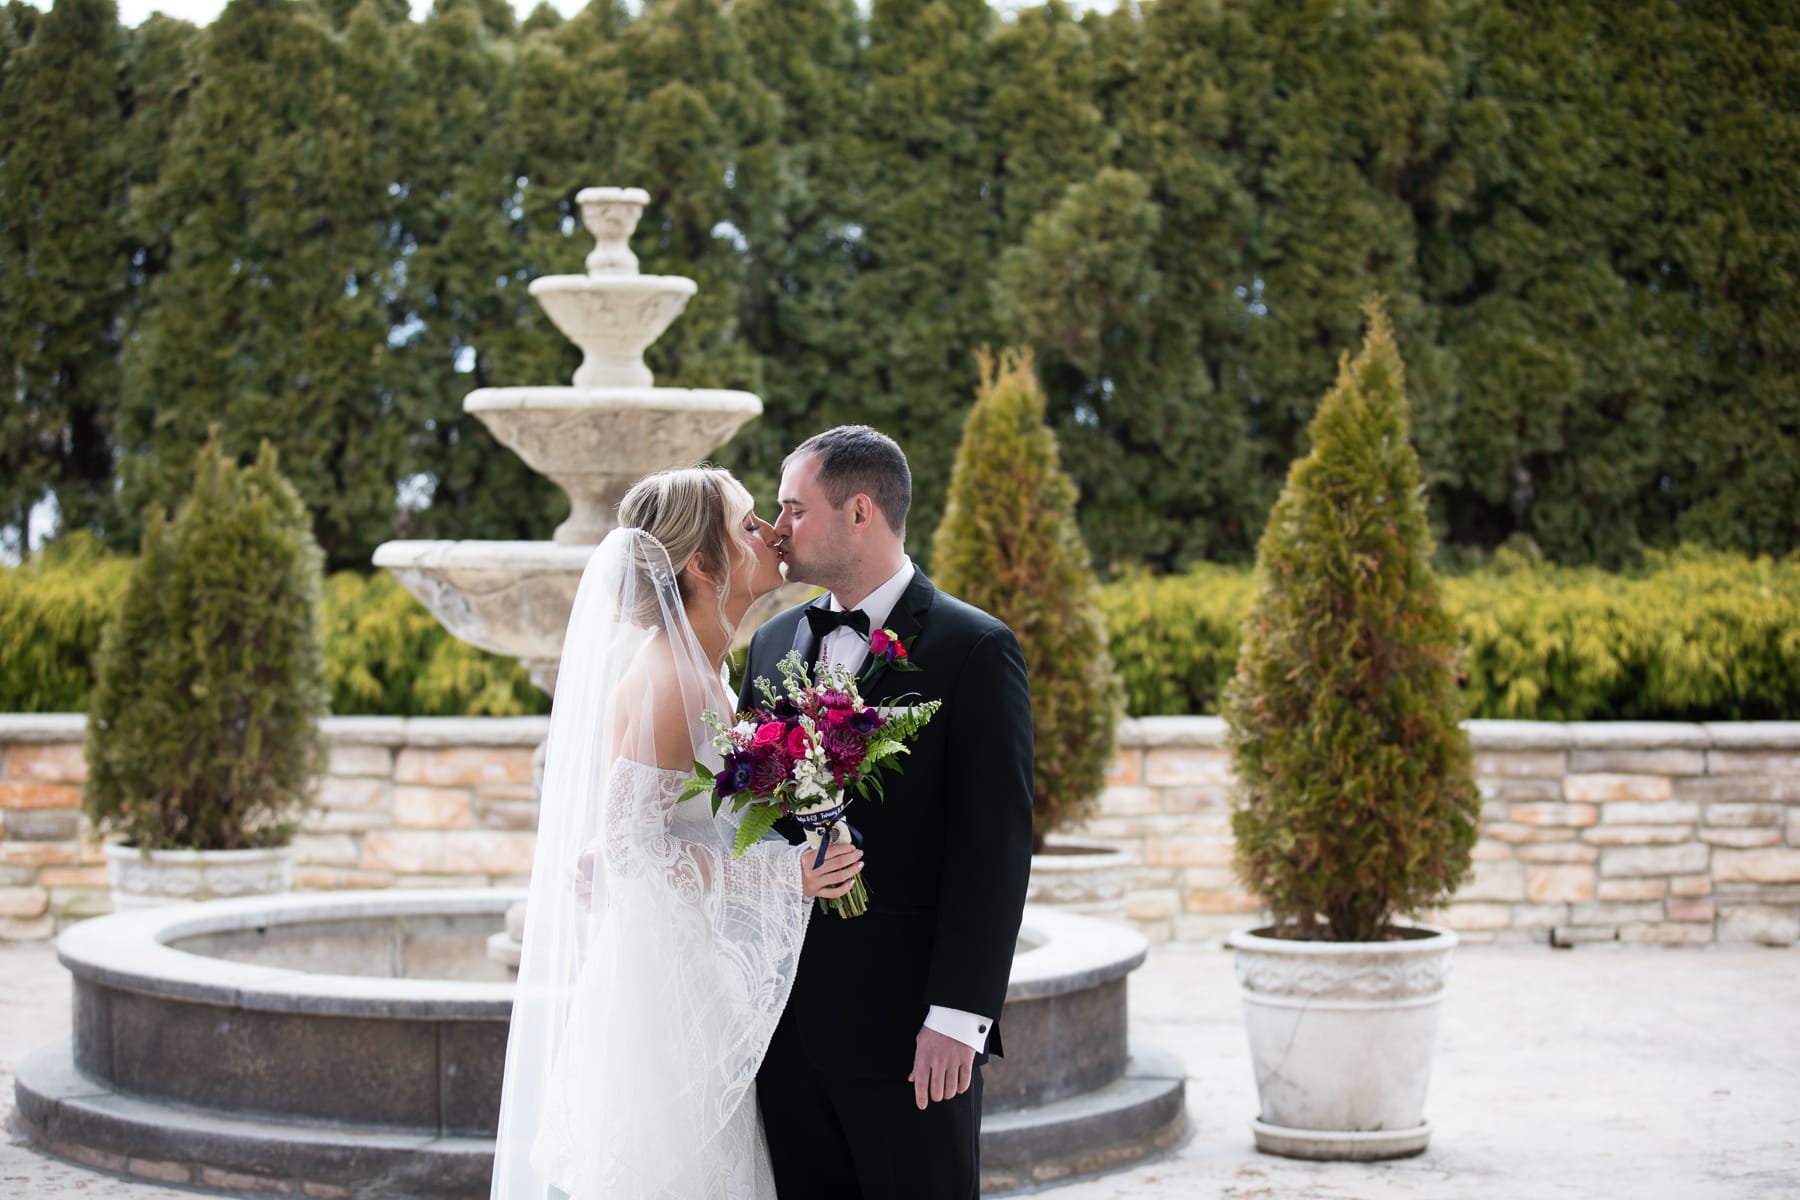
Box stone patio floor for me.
[4,936,1797,1199]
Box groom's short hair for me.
[787,425,912,535]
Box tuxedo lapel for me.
[858,569,934,700]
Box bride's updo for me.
[616,466,755,631]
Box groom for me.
[743,425,1035,1200]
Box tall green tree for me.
[616,0,775,397]
[1231,0,1472,526]
[727,0,867,506]
[383,0,566,544]
[116,0,399,569]
[0,0,128,556]
[1431,0,1800,564]
[844,0,999,555]
[984,0,1113,245]
[992,166,1181,572]
[1082,0,1263,568]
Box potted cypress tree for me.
[931,348,1130,917]
[1222,299,1480,1160]
[86,432,329,908]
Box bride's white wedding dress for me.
[490,530,811,1200]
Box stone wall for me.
[1085,717,1800,947]
[0,715,546,940]
[4,714,1797,947]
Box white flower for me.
[792,758,834,801]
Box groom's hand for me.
[909,1027,975,1110]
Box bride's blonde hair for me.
[617,466,755,633]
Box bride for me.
[490,467,864,1199]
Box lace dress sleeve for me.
[594,758,805,912]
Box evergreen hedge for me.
[1100,549,1800,723]
[322,571,547,717]
[5,547,1796,723]
[0,533,130,712]
[0,556,546,719]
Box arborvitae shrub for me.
[1223,299,1480,941]
[931,347,1125,851]
[85,434,329,850]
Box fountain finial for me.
[578,186,650,276]
[528,186,697,391]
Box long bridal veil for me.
[491,527,810,1199]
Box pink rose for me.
[870,629,894,656]
[786,725,813,759]
[752,721,786,748]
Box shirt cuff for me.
[923,1004,992,1054]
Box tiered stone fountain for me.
[14,186,1185,1197]
[371,186,762,694]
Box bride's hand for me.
[575,848,595,906]
[800,842,863,898]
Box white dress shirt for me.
[820,558,993,1055]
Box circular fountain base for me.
[15,892,1184,1196]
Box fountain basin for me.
[17,892,1184,1196]
[371,541,593,690]
[464,386,762,545]
[528,274,697,389]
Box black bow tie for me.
[807,606,871,639]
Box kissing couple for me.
[490,425,1035,1199]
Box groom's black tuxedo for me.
[743,568,1034,1197]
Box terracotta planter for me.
[104,843,295,911]
[1228,922,1457,1161]
[1025,835,1133,920]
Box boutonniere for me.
[859,627,921,688]
[867,627,921,672]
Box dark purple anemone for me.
[847,708,883,735]
[717,749,756,798]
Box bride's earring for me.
[716,581,728,600]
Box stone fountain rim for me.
[55,888,1143,1017]
[1006,906,1147,1000]
[527,274,698,295]
[463,386,762,413]
[371,540,597,571]
[57,888,520,1019]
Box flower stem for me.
[823,876,868,919]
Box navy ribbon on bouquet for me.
[793,798,863,869]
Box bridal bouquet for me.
[679,650,941,918]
